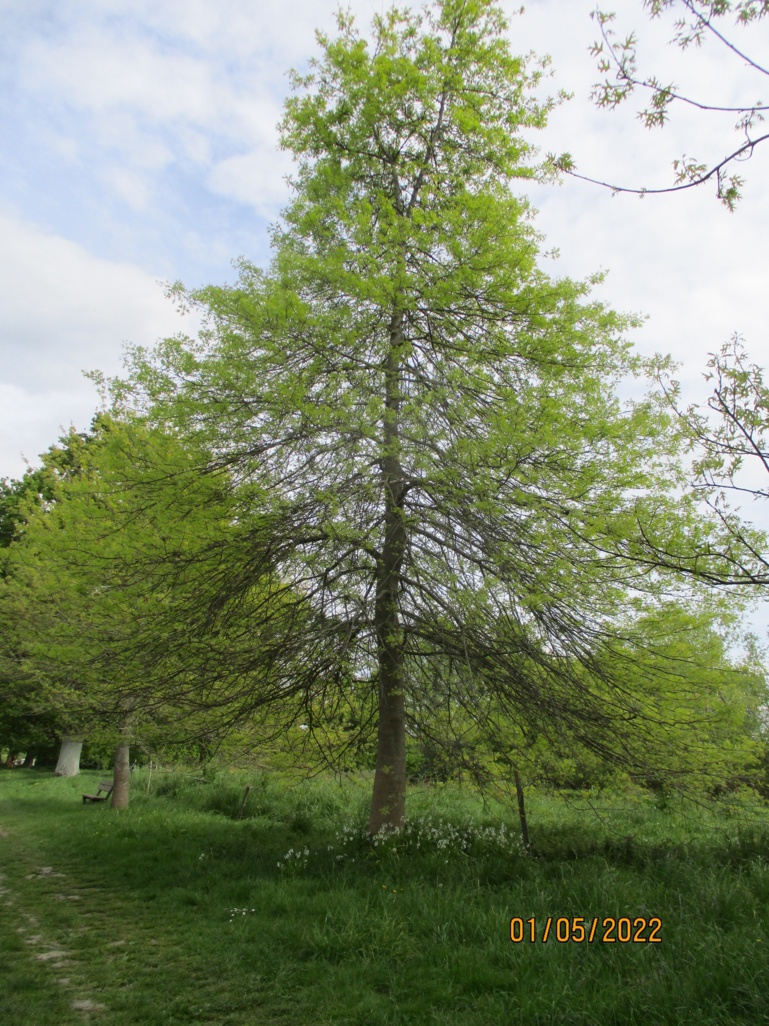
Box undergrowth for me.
[1,768,767,1026]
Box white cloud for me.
[208,149,293,216]
[0,382,100,478]
[21,29,221,125]
[0,211,190,477]
[104,166,153,211]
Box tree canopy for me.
[0,416,286,794]
[72,0,765,832]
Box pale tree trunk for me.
[111,739,131,808]
[368,304,408,835]
[111,704,136,809]
[54,737,83,777]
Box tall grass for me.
[1,768,767,1025]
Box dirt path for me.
[0,828,107,1019]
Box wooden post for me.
[513,769,530,852]
[236,784,251,821]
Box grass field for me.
[1,768,768,1025]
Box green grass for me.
[1,769,768,1025]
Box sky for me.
[1,1,767,576]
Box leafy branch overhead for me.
[550,0,769,209]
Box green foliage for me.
[0,415,286,759]
[0,427,96,551]
[401,600,767,797]
[0,425,109,754]
[87,0,756,822]
[4,1,763,823]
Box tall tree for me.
[104,0,735,833]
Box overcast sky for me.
[1,1,767,501]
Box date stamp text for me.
[509,916,661,944]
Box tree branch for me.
[550,130,769,209]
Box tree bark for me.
[111,704,136,809]
[112,739,131,808]
[54,737,83,777]
[22,751,36,768]
[369,305,408,835]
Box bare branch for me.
[588,2,769,206]
[550,129,769,209]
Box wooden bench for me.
[82,781,113,804]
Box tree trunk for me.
[369,656,407,834]
[111,739,131,808]
[22,751,36,768]
[369,304,408,835]
[4,751,17,769]
[111,704,136,809]
[54,737,83,777]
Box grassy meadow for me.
[1,768,768,1025]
